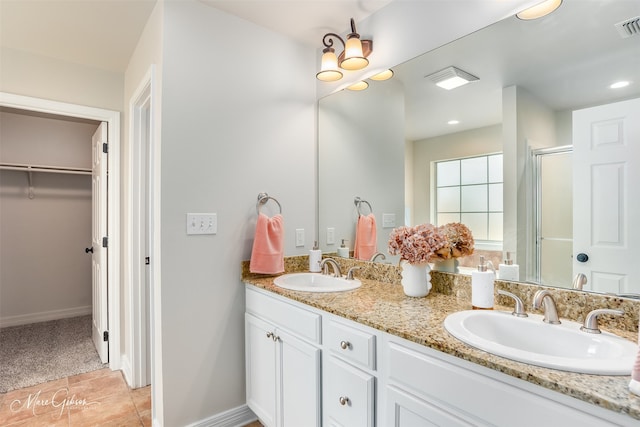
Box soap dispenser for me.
[309,241,322,272]
[472,256,496,310]
[337,239,350,258]
[497,252,519,281]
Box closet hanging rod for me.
[0,162,92,176]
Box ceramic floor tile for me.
[0,378,69,425]
[67,370,129,403]
[68,390,137,426]
[138,409,152,427]
[67,367,113,386]
[4,411,70,427]
[131,386,151,413]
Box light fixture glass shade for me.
[516,0,562,20]
[347,81,369,91]
[436,76,472,90]
[316,49,343,82]
[340,35,369,70]
[369,69,394,81]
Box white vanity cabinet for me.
[323,318,377,427]
[245,287,322,427]
[383,335,635,427]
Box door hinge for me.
[145,257,150,265]
[103,142,108,153]
[102,237,108,248]
[103,331,109,341]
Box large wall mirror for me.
[318,0,640,295]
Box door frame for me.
[127,66,155,388]
[0,91,122,370]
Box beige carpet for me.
[0,315,106,393]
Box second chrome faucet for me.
[532,290,561,324]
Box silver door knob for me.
[340,340,351,350]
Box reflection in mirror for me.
[317,0,640,294]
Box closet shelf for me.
[0,162,92,199]
[0,162,92,176]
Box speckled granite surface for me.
[242,256,640,421]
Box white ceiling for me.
[0,0,392,72]
[1,0,637,142]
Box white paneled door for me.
[573,98,640,294]
[91,122,109,363]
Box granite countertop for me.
[243,273,640,421]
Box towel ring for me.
[354,196,372,216]
[256,192,282,215]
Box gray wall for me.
[0,109,98,325]
[158,2,316,424]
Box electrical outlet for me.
[295,228,305,247]
[186,213,217,235]
[327,227,335,245]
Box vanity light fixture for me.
[610,80,630,89]
[347,81,369,91]
[316,18,372,82]
[369,69,394,81]
[426,66,479,90]
[516,0,562,20]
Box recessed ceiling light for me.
[426,66,479,90]
[448,120,460,125]
[610,81,630,89]
[516,0,562,20]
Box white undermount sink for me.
[274,272,362,293]
[444,310,637,375]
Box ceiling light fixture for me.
[448,120,460,125]
[426,66,479,90]
[369,69,394,81]
[347,81,369,91]
[610,81,630,89]
[516,0,562,20]
[316,18,372,82]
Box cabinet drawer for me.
[246,286,321,344]
[325,318,376,370]
[324,356,375,427]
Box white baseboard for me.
[0,305,92,328]
[185,404,257,427]
[120,354,133,388]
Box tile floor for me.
[0,368,150,426]
[0,367,264,426]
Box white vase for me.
[400,261,432,297]
[433,258,459,273]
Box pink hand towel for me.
[354,213,377,261]
[629,318,640,396]
[250,213,285,274]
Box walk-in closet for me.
[0,107,104,392]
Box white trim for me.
[0,91,122,371]
[120,353,133,387]
[185,405,257,427]
[127,65,155,389]
[0,306,92,328]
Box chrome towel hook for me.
[256,192,282,215]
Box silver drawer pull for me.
[339,396,350,406]
[340,340,351,350]
[266,332,273,339]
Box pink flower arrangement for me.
[429,222,475,261]
[388,223,447,265]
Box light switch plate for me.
[187,213,217,235]
[295,228,305,247]
[327,227,335,245]
[382,213,396,228]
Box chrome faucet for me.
[346,266,361,280]
[580,309,624,334]
[572,273,588,290]
[369,252,386,262]
[320,258,342,278]
[497,290,528,317]
[532,290,561,324]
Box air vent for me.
[615,16,640,38]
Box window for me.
[434,154,503,243]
